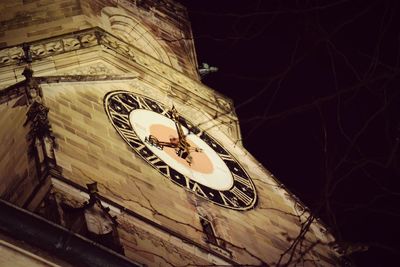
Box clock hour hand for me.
[146,135,202,153]
[145,134,202,165]
[145,134,192,164]
[145,135,178,149]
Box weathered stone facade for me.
[0,0,341,266]
[0,0,198,78]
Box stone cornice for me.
[0,27,235,119]
[0,199,143,267]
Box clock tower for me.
[0,0,342,266]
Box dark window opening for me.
[200,216,219,246]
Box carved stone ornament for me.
[25,101,53,141]
[65,183,119,232]
[0,46,24,65]
[83,182,119,228]
[215,96,233,113]
[50,183,124,254]
[22,67,57,160]
[61,63,116,76]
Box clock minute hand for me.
[171,106,186,143]
[170,106,203,154]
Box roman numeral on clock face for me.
[109,109,130,127]
[146,154,171,177]
[160,108,171,118]
[156,164,171,177]
[219,186,253,207]
[112,95,136,112]
[219,191,239,207]
[136,96,153,110]
[230,186,253,206]
[219,153,233,161]
[117,128,146,150]
[233,173,252,189]
[146,154,161,164]
[184,176,208,199]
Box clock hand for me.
[170,106,203,151]
[171,106,206,165]
[171,106,186,143]
[146,107,202,166]
[145,135,178,149]
[176,144,203,166]
[145,134,202,166]
[146,135,202,153]
[168,135,202,160]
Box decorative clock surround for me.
[104,90,257,210]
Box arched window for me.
[101,7,177,68]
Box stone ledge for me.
[0,199,143,267]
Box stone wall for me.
[0,0,198,78]
[40,74,338,265]
[0,97,39,206]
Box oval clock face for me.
[104,90,257,210]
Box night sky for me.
[180,0,400,266]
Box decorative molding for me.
[25,101,53,141]
[36,75,137,84]
[0,28,233,118]
[214,95,233,114]
[22,67,54,143]
[18,67,60,186]
[0,46,24,65]
[0,31,99,66]
[60,63,117,76]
